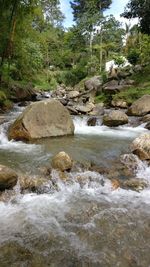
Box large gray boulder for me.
[0,165,18,190]
[103,110,128,127]
[8,100,74,141]
[131,133,150,160]
[84,76,103,93]
[128,95,150,116]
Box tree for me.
[122,0,150,34]
[70,0,112,60]
[0,0,64,81]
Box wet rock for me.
[145,122,150,130]
[58,171,68,181]
[103,110,128,127]
[131,133,150,160]
[19,175,49,193]
[51,151,73,172]
[0,115,6,125]
[111,100,128,109]
[18,101,30,107]
[0,242,32,266]
[0,165,18,191]
[142,114,150,123]
[89,164,109,175]
[122,178,148,192]
[8,100,74,141]
[90,103,104,116]
[111,179,120,190]
[87,117,97,126]
[127,95,150,116]
[120,153,140,172]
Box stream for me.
[0,104,150,267]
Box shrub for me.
[127,50,140,65]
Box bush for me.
[56,66,87,87]
[49,77,58,90]
[112,87,150,105]
[0,91,7,105]
[127,50,140,65]
[113,56,125,67]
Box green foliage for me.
[122,0,150,34]
[113,56,125,67]
[86,55,99,76]
[0,91,7,105]
[49,77,58,90]
[95,92,109,103]
[59,66,88,87]
[127,49,140,65]
[113,87,150,105]
[0,90,12,110]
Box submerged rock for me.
[87,117,97,126]
[145,122,150,130]
[127,95,150,116]
[0,165,18,191]
[103,110,128,127]
[123,178,148,192]
[120,153,140,172]
[8,100,74,141]
[131,133,150,160]
[18,175,49,193]
[51,151,73,172]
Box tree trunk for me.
[99,30,103,73]
[0,0,18,82]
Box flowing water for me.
[0,105,150,267]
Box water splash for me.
[74,116,148,138]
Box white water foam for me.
[0,105,41,153]
[74,116,148,138]
[136,160,150,183]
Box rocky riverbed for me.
[0,94,150,266]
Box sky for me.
[60,0,138,28]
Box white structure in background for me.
[105,57,132,72]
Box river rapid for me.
[0,104,150,267]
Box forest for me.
[0,0,150,110]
